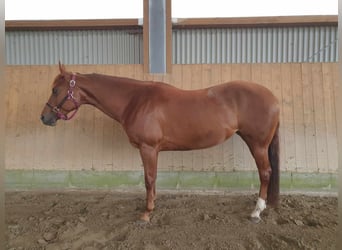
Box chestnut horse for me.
[41,63,280,223]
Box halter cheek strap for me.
[46,74,80,121]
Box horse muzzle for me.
[40,113,58,126]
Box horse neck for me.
[77,74,137,123]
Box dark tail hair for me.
[267,123,280,207]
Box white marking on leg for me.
[251,198,266,220]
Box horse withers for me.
[41,63,280,223]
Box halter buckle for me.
[68,90,74,99]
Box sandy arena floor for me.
[5,190,337,250]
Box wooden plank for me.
[280,64,296,171]
[5,66,21,169]
[301,64,318,172]
[101,114,115,171]
[92,109,105,170]
[174,15,337,29]
[18,66,36,170]
[182,65,192,90]
[311,64,329,172]
[74,108,95,170]
[260,63,273,93]
[32,66,51,170]
[251,64,262,84]
[331,63,339,172]
[33,66,53,170]
[260,64,273,91]
[27,67,41,170]
[210,64,222,86]
[6,19,140,31]
[13,66,26,169]
[291,64,307,172]
[322,63,338,172]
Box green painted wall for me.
[5,170,337,192]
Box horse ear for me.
[59,61,66,74]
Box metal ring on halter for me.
[52,106,60,113]
[69,79,76,87]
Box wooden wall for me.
[5,63,338,173]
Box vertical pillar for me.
[0,1,5,247]
[337,8,342,250]
[143,0,172,73]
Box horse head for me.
[40,62,81,126]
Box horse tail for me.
[267,123,280,207]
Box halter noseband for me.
[46,74,79,120]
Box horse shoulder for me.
[121,84,167,145]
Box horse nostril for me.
[40,115,45,121]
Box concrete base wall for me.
[5,170,337,192]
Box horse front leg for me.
[139,144,158,223]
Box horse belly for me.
[162,115,234,151]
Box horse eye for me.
[52,88,58,95]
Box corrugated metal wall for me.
[6,29,143,65]
[5,25,338,65]
[172,26,338,63]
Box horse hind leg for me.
[249,145,271,223]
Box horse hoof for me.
[250,216,261,224]
[139,213,150,223]
[136,219,150,226]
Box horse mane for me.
[82,73,177,89]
